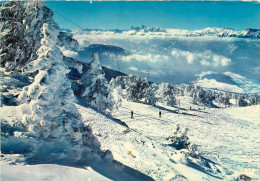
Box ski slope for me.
[76,103,224,180]
[116,99,259,179]
[76,97,260,180]
[1,98,259,180]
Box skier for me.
[131,110,134,119]
[92,52,95,59]
[159,111,162,118]
[190,106,192,110]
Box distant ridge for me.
[72,26,260,39]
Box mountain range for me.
[71,26,260,39]
[62,26,260,94]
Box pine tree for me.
[143,83,157,105]
[156,83,176,106]
[110,78,124,112]
[124,74,139,101]
[81,53,113,111]
[124,74,149,101]
[112,75,127,90]
[18,1,83,145]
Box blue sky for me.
[46,1,260,30]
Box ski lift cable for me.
[52,9,153,75]
[52,10,153,114]
[53,10,109,46]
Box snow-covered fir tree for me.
[111,76,127,89]
[1,1,111,162]
[124,74,149,101]
[110,78,124,112]
[143,83,157,105]
[238,95,249,107]
[18,2,82,144]
[81,53,113,111]
[124,74,139,101]
[192,92,199,105]
[156,82,176,106]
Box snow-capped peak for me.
[72,26,260,39]
[130,25,166,33]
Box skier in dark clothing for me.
[131,110,134,119]
[92,52,95,59]
[159,111,162,118]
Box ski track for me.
[77,98,260,180]
[76,103,223,180]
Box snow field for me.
[77,100,227,180]
[115,99,260,179]
[1,97,259,180]
[1,161,111,181]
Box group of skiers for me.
[130,107,209,119]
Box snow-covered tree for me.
[17,1,83,147]
[81,53,113,111]
[192,92,199,105]
[110,78,124,113]
[143,83,157,105]
[124,74,149,101]
[156,83,176,106]
[112,76,127,90]
[238,95,248,107]
[0,1,25,70]
[167,124,199,157]
[124,74,139,101]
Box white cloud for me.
[122,53,169,63]
[221,57,232,66]
[129,66,138,71]
[171,48,232,67]
[59,46,78,57]
[62,50,78,57]
[212,55,232,67]
[187,54,194,64]
[171,49,194,64]
[200,59,211,66]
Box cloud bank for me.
[171,48,232,67]
[122,53,169,63]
